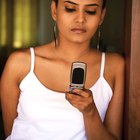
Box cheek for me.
[88,16,101,26]
[87,22,99,36]
[56,15,71,31]
[87,17,101,31]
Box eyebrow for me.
[64,1,99,7]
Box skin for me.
[0,0,125,140]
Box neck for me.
[54,39,92,62]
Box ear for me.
[51,1,57,21]
[99,8,106,25]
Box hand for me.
[66,89,96,116]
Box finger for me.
[71,89,92,98]
[66,92,82,101]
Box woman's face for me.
[51,0,106,44]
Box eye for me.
[65,7,76,12]
[85,10,96,15]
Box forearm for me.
[83,108,118,140]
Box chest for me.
[34,60,109,92]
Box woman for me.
[0,0,125,139]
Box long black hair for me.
[53,0,107,9]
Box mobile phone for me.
[69,62,87,92]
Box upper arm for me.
[104,54,125,140]
[0,50,30,137]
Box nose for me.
[75,11,86,23]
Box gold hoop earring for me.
[97,25,101,51]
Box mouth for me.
[71,28,86,34]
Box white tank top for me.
[7,48,113,140]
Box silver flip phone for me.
[69,62,87,92]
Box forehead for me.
[59,0,102,5]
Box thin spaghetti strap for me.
[100,52,105,77]
[30,47,35,72]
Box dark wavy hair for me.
[53,0,107,9]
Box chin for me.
[71,38,89,44]
[72,34,91,43]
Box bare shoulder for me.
[2,48,31,83]
[105,52,125,74]
[5,48,30,69]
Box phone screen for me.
[72,68,84,84]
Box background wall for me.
[102,0,124,53]
[123,0,140,139]
[38,0,53,44]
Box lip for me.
[71,28,86,34]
